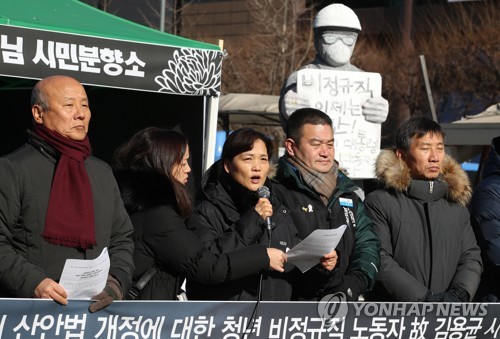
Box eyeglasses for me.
[321,33,356,46]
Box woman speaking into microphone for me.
[112,127,286,301]
[186,128,301,301]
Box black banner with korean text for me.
[0,25,222,96]
[0,299,498,338]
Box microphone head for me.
[257,186,271,199]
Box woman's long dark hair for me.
[113,127,192,218]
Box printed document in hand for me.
[59,247,110,300]
[287,225,347,273]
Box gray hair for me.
[30,81,49,112]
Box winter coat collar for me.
[375,149,472,206]
[200,160,237,210]
[27,129,60,160]
[276,156,358,202]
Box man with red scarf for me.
[0,75,134,312]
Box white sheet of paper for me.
[59,247,110,300]
[287,226,347,273]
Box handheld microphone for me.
[256,186,272,231]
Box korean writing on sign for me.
[95,315,165,339]
[1,35,25,65]
[1,300,499,338]
[11,313,87,338]
[297,69,383,179]
[172,316,216,338]
[4,313,165,339]
[0,34,145,77]
[171,315,339,339]
[351,316,484,339]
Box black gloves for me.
[325,272,366,301]
[89,275,123,313]
[425,285,470,302]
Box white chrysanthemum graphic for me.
[155,48,221,96]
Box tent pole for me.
[203,39,224,172]
[160,0,166,32]
[204,95,220,172]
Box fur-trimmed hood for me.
[375,149,472,206]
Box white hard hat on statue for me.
[313,3,362,33]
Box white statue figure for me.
[279,3,389,127]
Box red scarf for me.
[34,125,96,250]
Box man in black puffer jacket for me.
[365,116,482,302]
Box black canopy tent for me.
[0,0,222,187]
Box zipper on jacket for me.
[429,181,434,194]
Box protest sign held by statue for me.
[279,3,389,178]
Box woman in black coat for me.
[186,128,304,301]
[113,127,286,300]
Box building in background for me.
[82,0,498,181]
